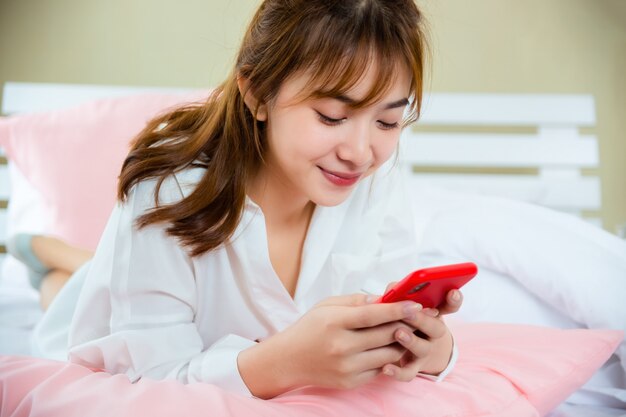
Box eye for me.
[316,111,345,126]
[377,120,400,130]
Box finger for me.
[422,308,440,318]
[381,330,432,382]
[355,321,414,350]
[342,301,423,330]
[315,293,373,308]
[402,311,448,340]
[353,343,406,372]
[394,327,432,359]
[438,289,463,315]
[352,368,383,388]
[382,358,424,382]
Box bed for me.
[0,82,624,417]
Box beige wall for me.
[419,1,626,235]
[1,0,624,233]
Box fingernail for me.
[423,308,439,317]
[403,302,422,317]
[397,330,411,343]
[451,291,461,302]
[383,367,394,376]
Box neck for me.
[247,166,315,227]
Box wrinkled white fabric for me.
[34,160,456,396]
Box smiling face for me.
[250,62,411,209]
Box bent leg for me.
[39,270,72,311]
[30,236,93,274]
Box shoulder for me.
[173,165,207,199]
[129,165,207,210]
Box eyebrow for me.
[333,95,409,110]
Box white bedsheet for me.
[0,256,41,355]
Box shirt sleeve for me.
[68,173,256,396]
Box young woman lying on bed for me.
[7,0,468,399]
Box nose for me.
[336,123,373,168]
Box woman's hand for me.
[376,282,460,381]
[437,288,464,315]
[382,306,454,380]
[237,293,420,398]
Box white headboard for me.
[0,82,601,255]
[1,82,196,114]
[401,93,599,223]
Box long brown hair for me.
[118,0,429,257]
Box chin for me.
[310,189,354,207]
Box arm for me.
[68,175,256,394]
[238,294,429,399]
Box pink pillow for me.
[0,91,207,250]
[0,322,621,417]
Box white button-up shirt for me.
[65,160,456,396]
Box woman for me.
[24,0,463,399]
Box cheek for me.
[268,109,331,157]
[372,133,401,165]
[285,126,338,161]
[305,128,340,157]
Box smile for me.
[318,166,362,187]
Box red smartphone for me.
[376,262,477,308]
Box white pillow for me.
[411,185,626,373]
[6,161,50,237]
[0,162,49,289]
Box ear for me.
[237,75,268,122]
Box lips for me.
[318,166,363,187]
[321,168,362,179]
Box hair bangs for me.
[288,12,421,125]
[311,52,404,107]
